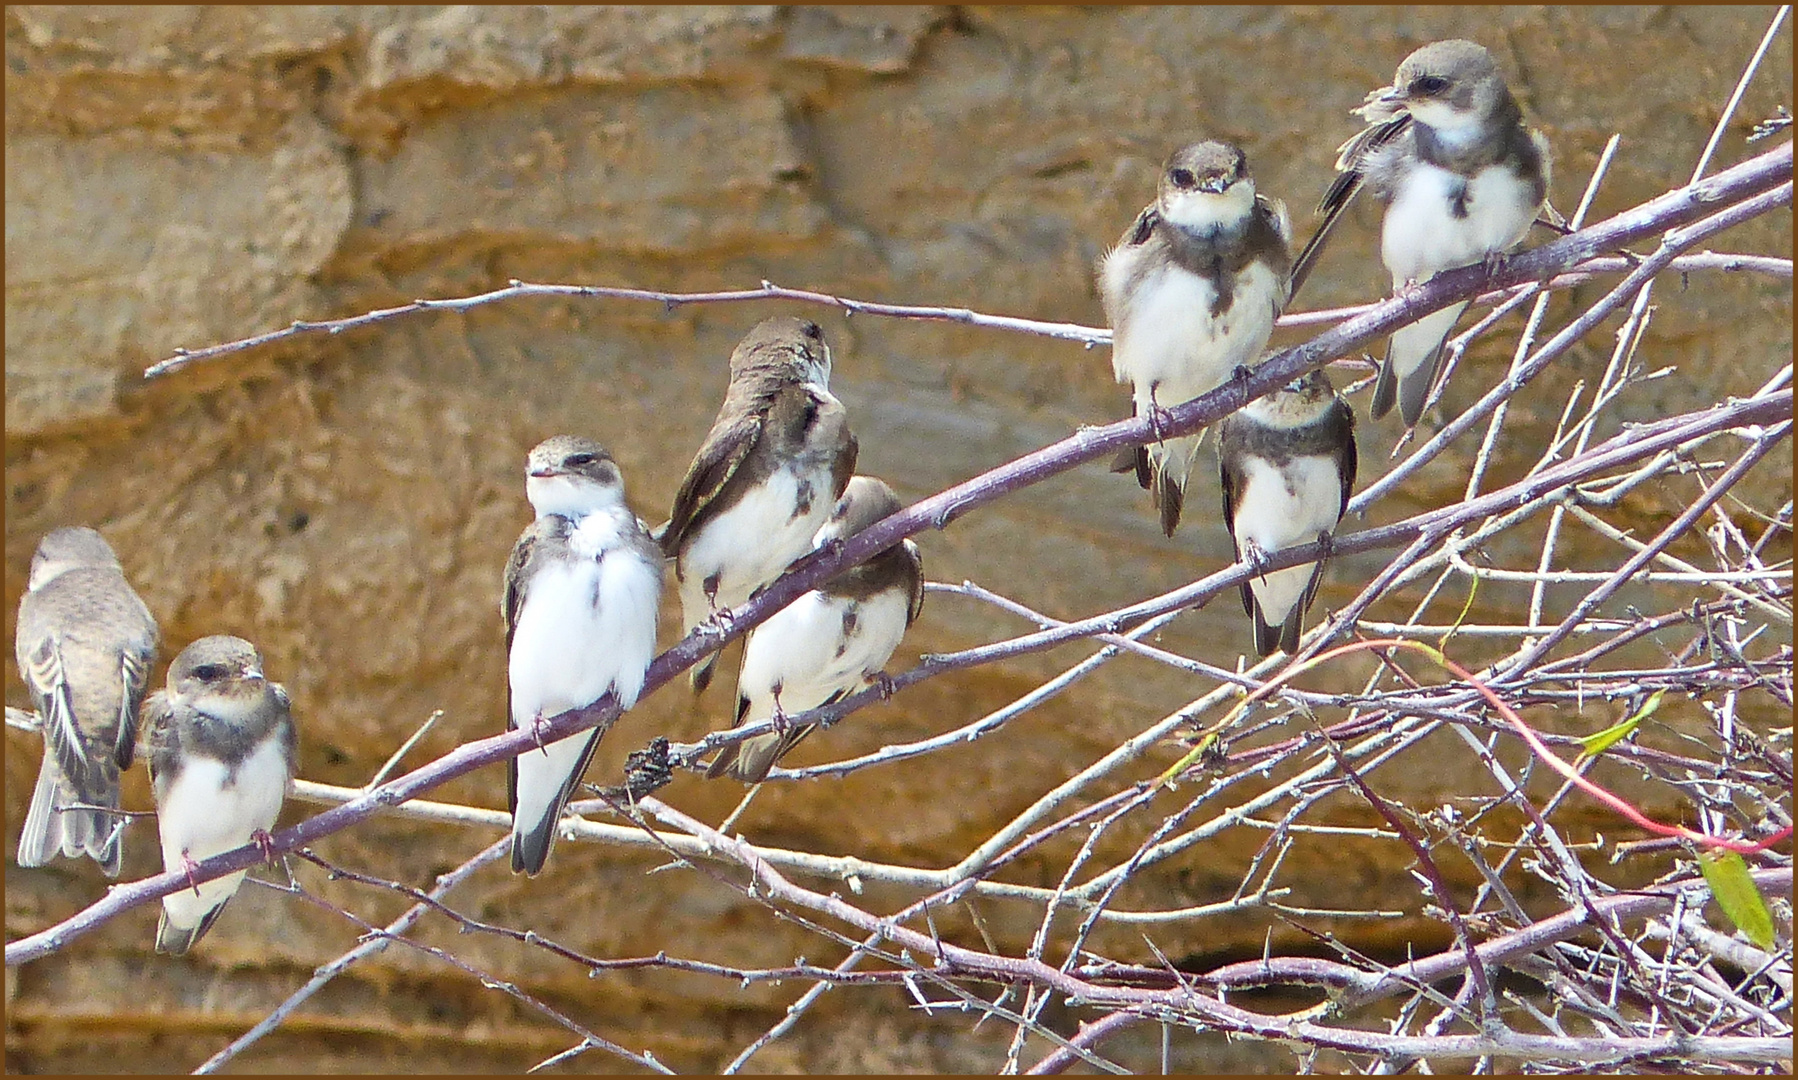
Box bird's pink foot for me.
[768,686,791,735]
[1145,386,1174,444]
[1242,540,1272,579]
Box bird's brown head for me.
[728,316,832,386]
[1381,40,1510,130]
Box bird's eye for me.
[1411,75,1450,96]
[801,321,822,340]
[192,664,228,682]
[565,453,596,468]
[1169,168,1196,188]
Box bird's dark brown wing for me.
[1288,113,1412,303]
[1216,426,1255,620]
[143,691,180,796]
[831,425,859,505]
[901,539,925,625]
[1329,396,1359,520]
[501,522,542,653]
[1123,205,1159,247]
[661,411,763,558]
[272,684,298,767]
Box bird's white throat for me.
[1409,101,1486,146]
[527,475,624,521]
[1160,180,1255,233]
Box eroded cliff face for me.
[5,6,1790,1073]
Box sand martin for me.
[1099,140,1294,537]
[707,476,923,783]
[504,435,663,876]
[661,317,858,693]
[1218,368,1357,656]
[14,527,160,877]
[1290,39,1551,426]
[146,635,296,955]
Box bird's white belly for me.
[158,738,290,928]
[679,467,830,626]
[1110,261,1279,408]
[1383,161,1538,283]
[509,542,660,724]
[1235,456,1342,624]
[738,588,909,720]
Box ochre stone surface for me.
[6,6,1790,1073]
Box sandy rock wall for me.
[6,6,1790,1073]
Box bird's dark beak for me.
[1198,175,1231,195]
[1377,86,1407,105]
[529,468,560,479]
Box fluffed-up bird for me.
[707,476,923,783]
[504,435,663,876]
[14,526,160,877]
[1099,140,1293,536]
[146,635,296,955]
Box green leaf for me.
[1578,689,1664,758]
[1698,848,1777,951]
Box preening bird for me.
[661,317,858,692]
[1290,39,1551,426]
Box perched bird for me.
[661,317,858,693]
[1290,39,1551,426]
[504,435,663,876]
[14,526,159,877]
[708,476,923,783]
[146,635,296,955]
[1099,140,1293,537]
[1218,369,1358,657]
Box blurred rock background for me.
[5,5,1790,1073]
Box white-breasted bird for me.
[503,435,663,876]
[146,635,296,955]
[707,476,923,783]
[1290,39,1551,426]
[1217,369,1357,657]
[1099,140,1294,536]
[660,317,858,693]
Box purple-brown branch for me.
[6,382,1786,966]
